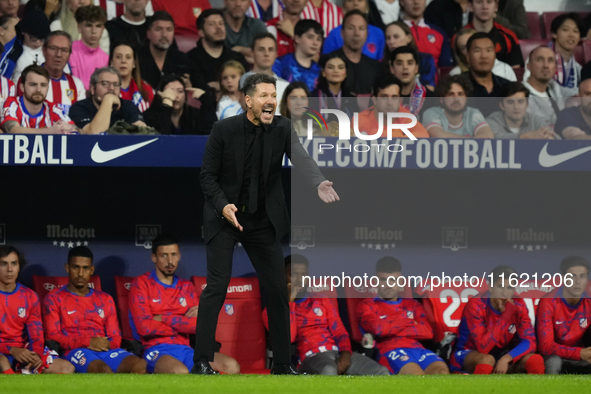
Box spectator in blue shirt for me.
[555,79,591,140]
[273,19,323,93]
[321,0,385,61]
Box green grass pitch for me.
[2,375,591,394]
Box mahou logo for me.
[47,224,95,248]
[355,227,402,250]
[507,228,554,252]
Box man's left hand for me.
[336,351,351,375]
[318,180,340,203]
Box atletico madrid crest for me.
[18,307,26,318]
[580,318,588,328]
[98,309,105,319]
[225,304,234,316]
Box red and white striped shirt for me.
[246,0,284,20]
[301,0,342,37]
[0,75,16,109]
[120,79,155,113]
[17,73,86,116]
[1,96,73,129]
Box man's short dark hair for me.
[560,255,590,276]
[342,9,367,29]
[0,245,26,270]
[251,32,277,50]
[43,30,73,51]
[550,13,582,36]
[21,64,49,84]
[285,254,310,268]
[466,31,494,52]
[68,246,93,264]
[147,10,175,30]
[75,5,107,24]
[373,74,402,97]
[294,19,323,38]
[389,45,419,65]
[490,265,517,285]
[197,9,224,31]
[501,82,529,98]
[151,234,179,254]
[376,256,402,273]
[243,72,276,97]
[435,75,473,97]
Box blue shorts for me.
[65,348,132,373]
[0,353,16,368]
[450,347,510,372]
[384,348,444,374]
[143,344,194,373]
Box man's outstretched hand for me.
[318,180,340,203]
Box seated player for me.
[0,245,74,375]
[352,75,429,139]
[43,247,146,374]
[128,234,239,375]
[357,257,449,375]
[537,256,591,374]
[1,65,77,134]
[486,82,557,139]
[263,254,389,375]
[450,265,544,375]
[422,75,494,139]
[68,66,145,134]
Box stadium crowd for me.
[0,0,588,138]
[2,239,591,376]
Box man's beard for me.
[205,36,225,48]
[25,93,44,105]
[153,39,171,51]
[443,101,467,116]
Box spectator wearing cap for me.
[69,5,109,90]
[12,10,51,84]
[143,73,217,135]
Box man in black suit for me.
[193,73,339,375]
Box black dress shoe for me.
[270,364,301,375]
[190,359,220,375]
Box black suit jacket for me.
[200,113,325,243]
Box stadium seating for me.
[519,39,548,62]
[32,275,102,303]
[114,276,135,341]
[439,66,454,80]
[344,283,413,344]
[584,40,591,64]
[175,35,199,53]
[526,12,543,40]
[514,67,525,82]
[191,276,269,374]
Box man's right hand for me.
[276,19,295,38]
[288,283,303,302]
[222,204,243,231]
[89,337,111,352]
[520,127,555,140]
[580,347,591,363]
[102,93,121,111]
[9,347,42,369]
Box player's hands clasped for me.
[9,347,42,369]
[89,336,111,352]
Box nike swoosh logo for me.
[556,321,563,325]
[380,315,388,319]
[91,138,158,163]
[67,310,76,314]
[538,143,591,168]
[152,299,161,303]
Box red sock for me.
[474,364,493,375]
[525,354,545,374]
[2,369,15,374]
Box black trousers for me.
[194,208,291,364]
